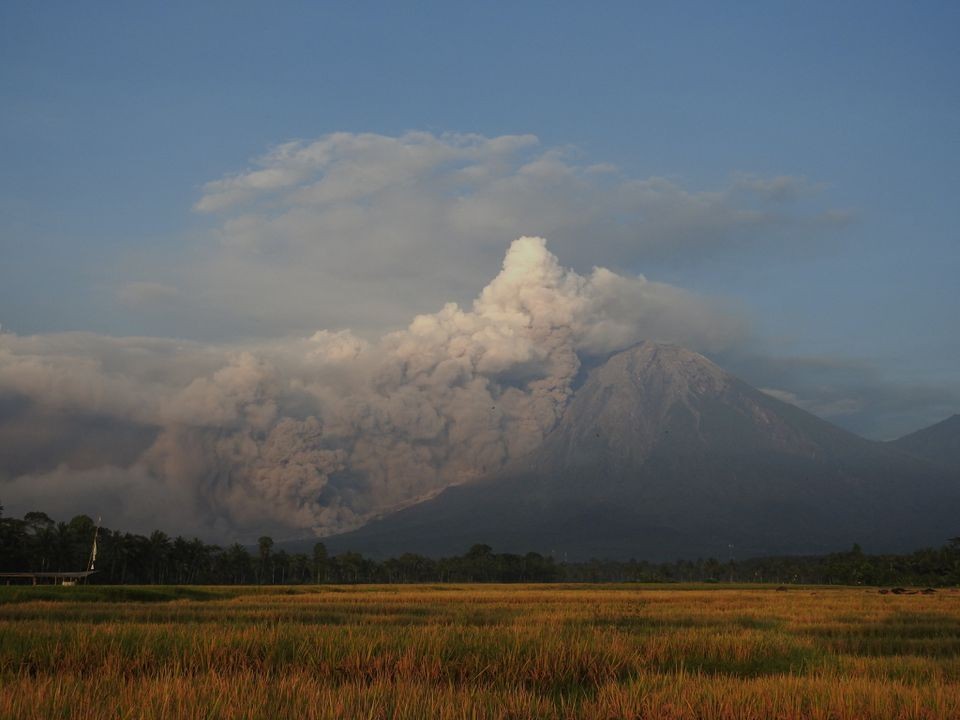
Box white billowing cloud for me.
[0,237,744,540]
[196,132,540,213]
[139,131,838,339]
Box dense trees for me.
[1,506,958,586]
[313,542,328,583]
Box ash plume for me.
[0,237,742,540]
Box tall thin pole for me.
[86,517,101,574]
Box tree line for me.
[2,507,959,586]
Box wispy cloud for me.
[123,131,844,339]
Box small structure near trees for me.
[0,513,99,586]
[0,570,97,586]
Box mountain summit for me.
[320,343,960,560]
[531,342,843,476]
[891,414,960,470]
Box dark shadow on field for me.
[803,611,960,657]
[580,614,786,631]
[0,595,523,629]
[659,646,827,678]
[567,613,826,678]
[0,586,230,604]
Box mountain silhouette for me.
[317,343,960,560]
[891,414,960,471]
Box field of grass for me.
[1,584,959,719]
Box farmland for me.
[2,584,959,719]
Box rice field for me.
[1,584,959,719]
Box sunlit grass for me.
[1,584,958,718]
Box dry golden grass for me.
[1,584,959,719]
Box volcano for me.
[319,343,959,560]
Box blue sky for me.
[1,1,959,438]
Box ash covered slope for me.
[321,343,959,560]
[890,414,960,471]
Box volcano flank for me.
[318,342,960,560]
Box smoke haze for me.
[0,237,742,540]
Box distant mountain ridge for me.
[309,343,960,561]
[890,414,960,470]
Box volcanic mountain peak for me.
[534,342,734,468]
[542,341,827,470]
[588,341,730,409]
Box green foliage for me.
[1,508,958,586]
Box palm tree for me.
[53,522,73,572]
[147,530,172,584]
[312,542,328,583]
[226,543,253,584]
[257,536,274,584]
